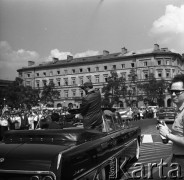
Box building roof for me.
[0,79,14,87]
[17,46,181,72]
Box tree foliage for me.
[137,73,169,106]
[102,71,126,108]
[40,82,60,106]
[0,77,40,109]
[126,68,138,105]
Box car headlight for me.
[30,175,54,180]
[42,176,53,180]
[30,176,40,180]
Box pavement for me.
[122,134,173,180]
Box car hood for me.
[0,143,70,171]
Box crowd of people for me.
[0,105,157,141]
[0,81,103,140]
[0,107,64,140]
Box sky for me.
[0,0,184,80]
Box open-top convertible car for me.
[0,110,141,180]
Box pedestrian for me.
[78,82,103,131]
[0,114,9,140]
[20,111,30,130]
[33,111,38,129]
[7,113,16,130]
[158,74,184,177]
[28,112,34,130]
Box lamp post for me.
[3,98,6,107]
[38,99,40,110]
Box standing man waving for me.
[79,82,103,132]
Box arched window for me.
[57,103,62,108]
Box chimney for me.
[121,47,127,55]
[154,44,160,51]
[53,57,59,63]
[67,55,73,61]
[182,53,184,60]
[161,48,168,52]
[28,61,35,66]
[103,50,109,56]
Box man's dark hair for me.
[51,112,60,122]
[81,81,93,89]
[170,74,184,89]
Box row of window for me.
[36,74,104,88]
[62,88,100,98]
[25,58,177,78]
[27,65,117,78]
[31,69,176,88]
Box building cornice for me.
[17,51,181,72]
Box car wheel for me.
[95,168,107,180]
[135,139,140,160]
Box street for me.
[123,118,173,180]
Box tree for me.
[137,73,169,106]
[102,71,126,108]
[126,68,138,106]
[156,79,169,107]
[40,81,60,106]
[0,77,40,109]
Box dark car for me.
[0,110,141,180]
[157,107,176,123]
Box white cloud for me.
[0,41,100,80]
[48,49,73,61]
[151,5,184,34]
[48,49,99,61]
[149,4,184,53]
[0,41,39,80]
[74,50,99,58]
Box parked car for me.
[0,109,141,180]
[157,107,176,123]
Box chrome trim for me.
[57,153,62,170]
[0,170,56,180]
[73,138,137,180]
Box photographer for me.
[158,74,184,176]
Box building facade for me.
[17,44,184,108]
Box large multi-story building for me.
[17,44,184,108]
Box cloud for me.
[0,41,39,80]
[74,50,99,58]
[48,49,73,61]
[47,49,99,61]
[149,4,184,53]
[0,41,100,80]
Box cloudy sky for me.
[0,0,184,80]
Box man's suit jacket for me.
[80,89,102,129]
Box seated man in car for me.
[48,112,62,129]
